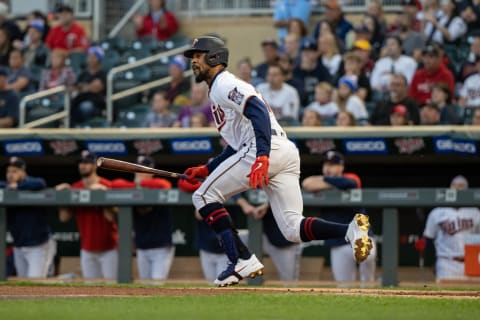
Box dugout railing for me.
[1,188,479,286]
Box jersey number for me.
[211,104,226,129]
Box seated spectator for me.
[368,0,388,36]
[390,11,426,61]
[277,53,303,97]
[334,76,368,122]
[420,103,442,125]
[318,32,342,78]
[370,36,417,97]
[283,33,301,65]
[21,20,50,69]
[287,18,308,43]
[370,73,420,125]
[459,0,480,31]
[45,5,89,52]
[14,11,50,50]
[305,82,338,118]
[352,39,375,77]
[0,66,18,128]
[190,112,209,128]
[39,49,75,91]
[358,14,385,58]
[133,0,179,41]
[301,108,322,126]
[273,0,311,43]
[0,26,12,66]
[459,55,480,109]
[7,49,33,94]
[472,108,480,125]
[336,110,357,126]
[409,44,455,105]
[143,91,177,128]
[394,0,422,32]
[430,83,461,124]
[335,52,371,101]
[423,0,466,45]
[0,3,21,44]
[253,39,279,82]
[173,82,213,128]
[158,54,191,106]
[390,104,412,126]
[235,57,263,87]
[458,36,480,83]
[71,46,107,126]
[292,38,331,107]
[313,0,353,47]
[256,64,300,123]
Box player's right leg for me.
[13,246,28,277]
[80,249,102,279]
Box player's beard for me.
[194,69,208,83]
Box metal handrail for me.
[19,86,70,128]
[106,44,191,123]
[108,0,146,38]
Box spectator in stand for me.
[397,0,422,32]
[1,157,56,278]
[409,44,455,105]
[358,14,385,58]
[370,73,420,125]
[472,108,480,125]
[0,3,21,44]
[111,155,175,282]
[334,76,368,123]
[273,0,311,43]
[389,104,412,126]
[352,39,375,77]
[283,33,301,64]
[133,0,179,41]
[301,108,322,126]
[367,0,388,36]
[458,36,480,83]
[39,49,75,91]
[21,20,50,69]
[418,0,442,32]
[313,0,353,47]
[370,36,417,98]
[287,18,308,44]
[256,64,300,124]
[173,82,213,128]
[56,151,118,280]
[254,39,280,82]
[430,82,461,124]
[14,11,50,50]
[292,38,331,107]
[420,103,442,125]
[305,82,338,119]
[7,49,33,94]
[0,66,19,128]
[422,0,467,45]
[390,12,426,61]
[458,0,480,31]
[318,32,342,78]
[159,54,191,106]
[459,55,480,109]
[235,57,263,87]
[277,53,303,97]
[70,46,107,127]
[143,90,177,128]
[45,5,89,52]
[336,110,357,127]
[0,26,12,66]
[191,112,208,128]
[335,52,371,102]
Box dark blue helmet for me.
[183,36,229,67]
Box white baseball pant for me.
[14,238,57,278]
[435,257,465,279]
[80,248,118,279]
[330,240,377,282]
[199,249,229,281]
[136,246,175,280]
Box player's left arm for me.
[302,176,357,192]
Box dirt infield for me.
[0,285,479,299]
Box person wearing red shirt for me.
[133,0,179,41]
[45,5,89,52]
[56,150,118,280]
[409,44,455,106]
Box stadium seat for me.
[67,51,87,76]
[101,49,121,72]
[119,49,151,65]
[76,117,110,128]
[100,37,130,53]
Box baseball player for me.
[181,36,373,286]
[423,175,480,280]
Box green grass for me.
[1,294,479,320]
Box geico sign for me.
[5,141,43,154]
[453,141,476,154]
[171,139,212,152]
[345,140,386,152]
[87,142,126,153]
[435,139,453,150]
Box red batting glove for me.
[184,165,209,183]
[415,237,426,252]
[247,155,269,189]
[178,178,202,193]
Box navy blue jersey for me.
[133,206,173,249]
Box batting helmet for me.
[183,36,229,67]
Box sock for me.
[233,232,251,260]
[300,217,348,242]
[218,229,239,263]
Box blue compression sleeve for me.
[206,145,236,173]
[323,176,358,190]
[244,96,271,157]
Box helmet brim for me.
[183,49,208,59]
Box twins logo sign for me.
[228,87,244,105]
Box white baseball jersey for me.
[459,73,480,108]
[370,55,417,90]
[256,82,300,120]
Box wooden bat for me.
[96,157,189,180]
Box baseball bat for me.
[96,157,189,180]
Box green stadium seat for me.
[76,117,110,128]
[101,49,121,72]
[67,51,87,76]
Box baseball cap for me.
[28,19,45,34]
[322,150,345,165]
[7,157,26,170]
[88,46,105,62]
[353,39,371,51]
[301,38,318,51]
[324,0,341,10]
[391,104,408,117]
[0,66,8,77]
[170,54,187,71]
[79,150,97,164]
[338,75,358,92]
[422,43,441,56]
[451,175,469,189]
[136,155,154,168]
[261,39,279,49]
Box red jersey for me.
[45,23,89,51]
[136,11,179,41]
[409,65,455,105]
[71,177,117,251]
